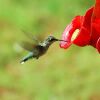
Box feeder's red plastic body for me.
[60,0,100,53]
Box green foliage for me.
[1,0,100,100]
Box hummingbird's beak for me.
[55,38,68,42]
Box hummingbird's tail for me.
[20,52,33,64]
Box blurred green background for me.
[1,0,100,100]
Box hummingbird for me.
[20,32,67,64]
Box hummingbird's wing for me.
[22,30,44,43]
[20,41,37,52]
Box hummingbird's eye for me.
[50,38,56,42]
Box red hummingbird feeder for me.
[60,0,100,53]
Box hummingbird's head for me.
[43,35,67,46]
[46,36,59,43]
